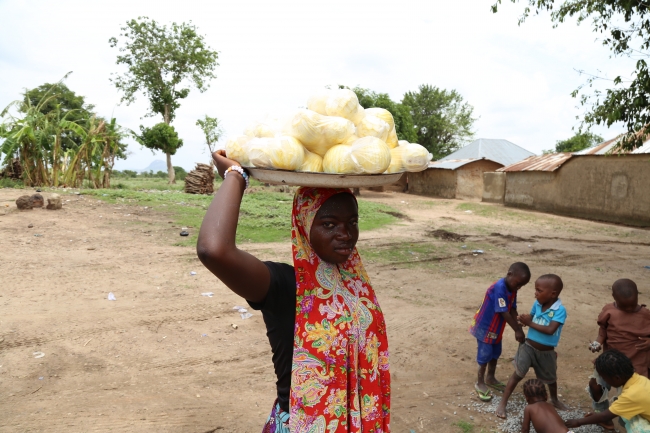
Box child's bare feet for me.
[550,398,569,411]
[495,403,507,419]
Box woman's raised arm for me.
[196,150,270,303]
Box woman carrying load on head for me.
[197,150,391,433]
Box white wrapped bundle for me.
[307,89,330,115]
[300,148,323,172]
[323,137,391,174]
[386,146,406,173]
[322,145,357,174]
[325,89,365,124]
[386,127,398,148]
[287,109,355,157]
[356,115,390,142]
[247,136,305,170]
[364,108,395,130]
[398,140,410,147]
[225,135,253,167]
[244,121,275,138]
[401,142,432,172]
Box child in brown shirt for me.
[587,279,650,429]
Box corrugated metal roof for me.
[497,153,573,172]
[428,158,483,170]
[575,135,650,155]
[439,138,535,166]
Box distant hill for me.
[140,160,167,173]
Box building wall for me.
[408,168,457,198]
[456,160,503,200]
[504,154,650,226]
[483,172,506,203]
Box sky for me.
[0,0,632,171]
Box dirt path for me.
[1,189,649,432]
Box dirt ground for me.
[1,188,649,433]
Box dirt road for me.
[1,188,649,432]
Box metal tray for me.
[247,168,404,188]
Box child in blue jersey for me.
[469,262,531,401]
[496,274,569,419]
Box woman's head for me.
[310,192,359,264]
[293,187,359,264]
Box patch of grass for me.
[82,186,400,245]
[456,202,551,223]
[453,420,475,433]
[359,239,451,266]
[0,178,25,188]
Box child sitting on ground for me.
[469,262,531,402]
[496,274,569,418]
[521,379,570,433]
[586,278,650,429]
[566,349,650,432]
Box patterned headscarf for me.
[290,187,391,433]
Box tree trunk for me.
[166,152,175,184]
[163,105,176,184]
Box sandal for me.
[486,381,506,392]
[474,383,493,402]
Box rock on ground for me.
[46,194,62,210]
[15,195,33,210]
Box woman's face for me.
[309,193,359,264]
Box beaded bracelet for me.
[224,165,249,190]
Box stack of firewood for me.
[0,158,22,180]
[184,163,215,195]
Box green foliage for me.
[136,123,183,156]
[492,0,650,151]
[109,17,219,124]
[553,131,604,153]
[1,77,127,188]
[0,178,24,188]
[173,165,187,180]
[22,81,95,149]
[82,184,399,245]
[453,420,474,433]
[351,87,418,143]
[401,84,476,160]
[196,115,222,153]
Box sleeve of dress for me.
[247,261,295,314]
[596,306,610,342]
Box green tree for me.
[136,123,184,168]
[195,115,222,155]
[109,17,219,183]
[492,0,650,151]
[173,165,187,180]
[553,131,604,153]
[401,85,476,159]
[350,87,418,143]
[22,81,94,149]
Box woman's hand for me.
[212,150,242,179]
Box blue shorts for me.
[476,339,502,365]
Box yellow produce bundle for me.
[364,108,395,130]
[225,135,253,167]
[386,142,432,173]
[401,142,432,172]
[324,89,365,124]
[356,115,390,142]
[306,89,330,116]
[244,119,278,138]
[247,136,305,170]
[300,148,323,172]
[288,109,355,157]
[386,127,398,148]
[322,137,391,174]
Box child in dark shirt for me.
[521,379,570,433]
[469,262,531,401]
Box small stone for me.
[28,224,33,228]
[231,324,238,329]
[180,231,189,237]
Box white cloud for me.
[0,0,631,170]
